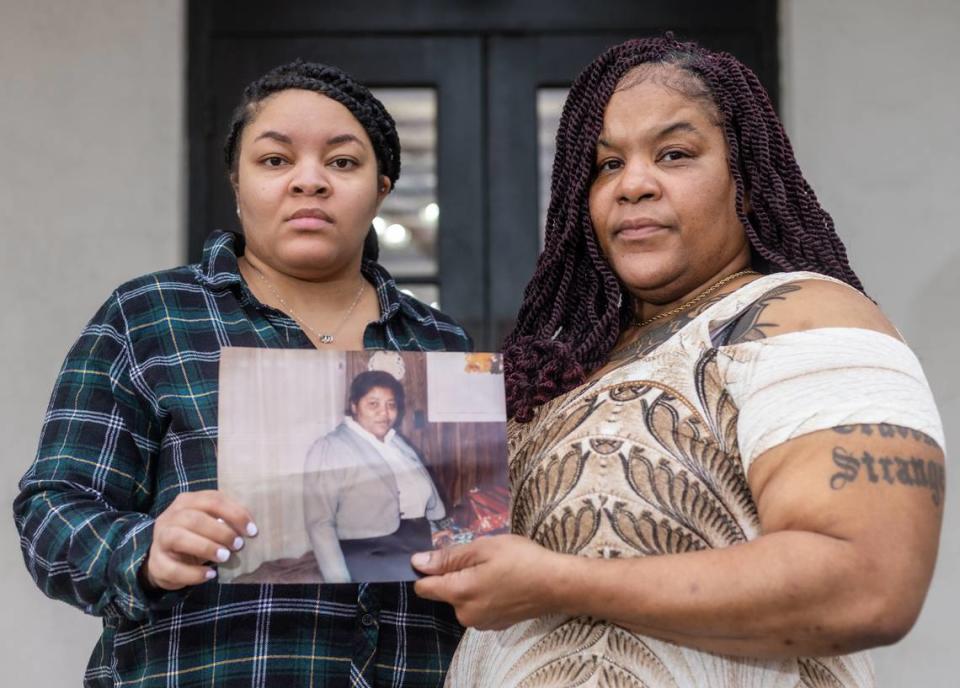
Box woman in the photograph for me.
[305,370,446,583]
[413,36,945,687]
[14,61,470,686]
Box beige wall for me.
[782,1,960,685]
[0,1,184,683]
[1,1,957,685]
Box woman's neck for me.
[238,253,368,316]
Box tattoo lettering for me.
[832,423,939,447]
[830,446,945,506]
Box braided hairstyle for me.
[505,35,863,423]
[224,60,401,261]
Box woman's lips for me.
[287,216,333,230]
[287,208,334,230]
[616,223,668,241]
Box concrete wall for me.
[781,2,960,684]
[0,1,184,683]
[0,1,956,685]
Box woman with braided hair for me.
[15,61,471,686]
[413,36,945,686]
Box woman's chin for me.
[617,266,686,300]
[276,247,360,280]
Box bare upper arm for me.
[747,425,944,605]
[720,278,901,344]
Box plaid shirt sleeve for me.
[14,290,182,621]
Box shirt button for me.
[361,613,376,627]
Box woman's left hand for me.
[412,534,563,630]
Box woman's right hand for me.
[141,490,257,591]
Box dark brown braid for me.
[505,35,864,423]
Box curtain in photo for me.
[218,348,346,579]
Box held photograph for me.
[217,348,510,584]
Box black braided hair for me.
[224,60,401,261]
[504,35,864,423]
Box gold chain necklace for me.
[635,269,760,329]
[246,262,366,345]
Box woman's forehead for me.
[361,386,396,399]
[606,64,720,125]
[599,80,719,142]
[244,89,369,143]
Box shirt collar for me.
[345,416,397,446]
[195,230,245,290]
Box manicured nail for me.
[205,569,217,580]
[233,536,244,550]
[216,548,230,562]
[246,522,258,537]
[411,552,431,568]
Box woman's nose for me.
[617,161,661,204]
[290,161,330,196]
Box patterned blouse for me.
[446,272,895,688]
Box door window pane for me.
[370,88,438,284]
[537,88,569,245]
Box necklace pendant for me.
[319,334,334,344]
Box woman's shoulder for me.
[362,259,474,350]
[77,263,206,334]
[718,271,900,345]
[397,291,472,338]
[112,263,206,299]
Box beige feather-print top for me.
[445,272,892,688]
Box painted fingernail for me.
[411,552,431,567]
[246,522,258,537]
[233,536,244,550]
[205,569,217,580]
[216,547,230,562]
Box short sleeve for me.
[715,327,945,472]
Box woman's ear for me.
[377,175,392,202]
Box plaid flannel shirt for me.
[14,231,472,687]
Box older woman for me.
[305,370,445,583]
[14,61,470,687]
[413,36,945,687]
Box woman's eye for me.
[596,159,622,173]
[330,158,357,170]
[661,149,691,162]
[262,156,287,168]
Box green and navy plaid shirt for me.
[14,231,472,687]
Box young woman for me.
[15,61,470,687]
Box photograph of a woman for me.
[304,370,446,583]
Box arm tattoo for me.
[829,424,945,506]
[832,423,939,447]
[711,283,802,346]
